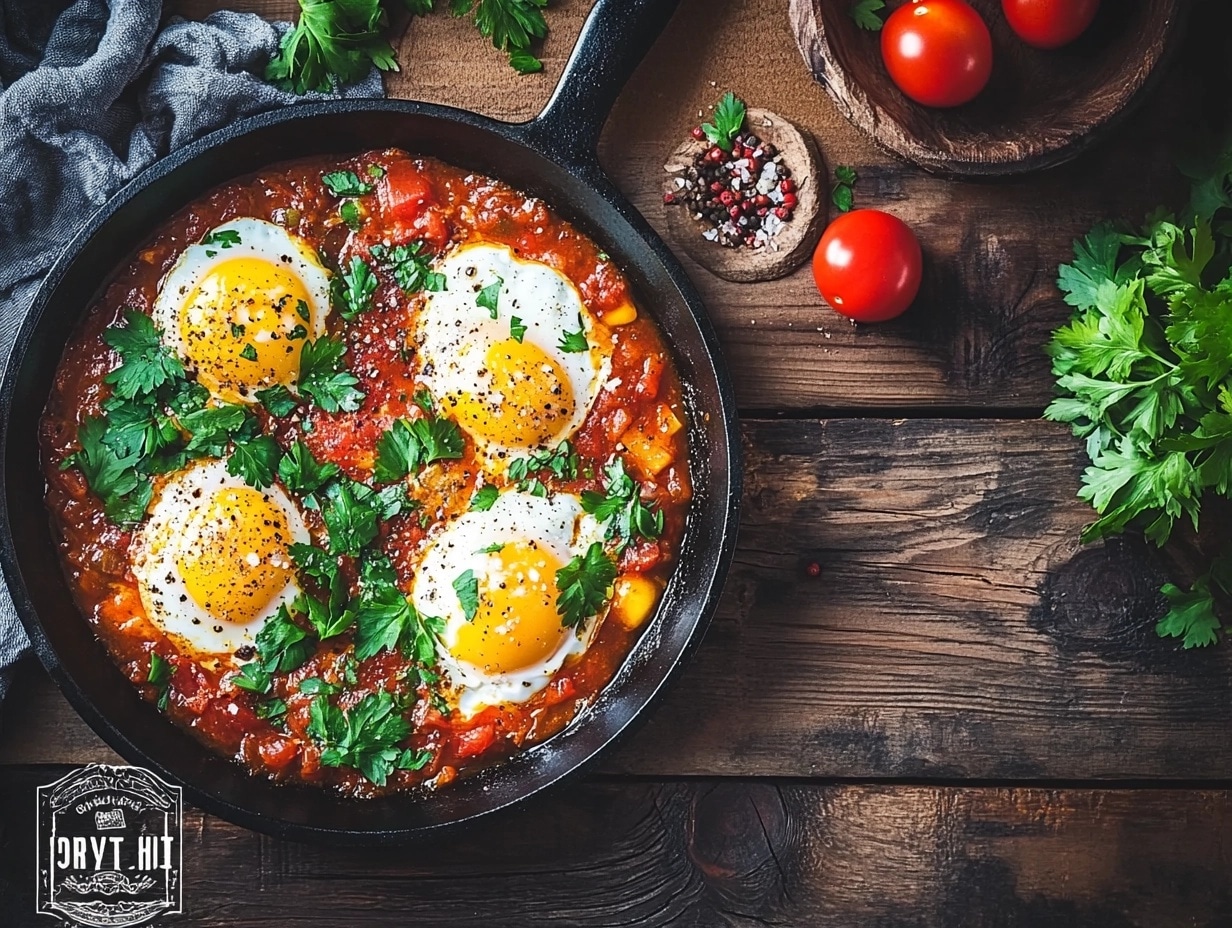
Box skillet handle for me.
[518,0,681,169]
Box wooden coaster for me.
[662,107,826,284]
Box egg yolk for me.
[449,339,576,449]
[175,486,295,626]
[179,256,312,402]
[449,541,568,674]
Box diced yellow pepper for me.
[655,404,683,438]
[613,575,661,630]
[624,429,673,475]
[602,301,638,326]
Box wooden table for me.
[4,1,1231,923]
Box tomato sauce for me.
[39,150,691,797]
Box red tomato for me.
[1001,0,1099,48]
[881,0,993,108]
[455,723,498,759]
[811,210,923,323]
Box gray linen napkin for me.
[0,0,384,701]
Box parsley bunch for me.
[1045,140,1232,648]
[266,0,550,95]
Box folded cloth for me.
[0,0,384,701]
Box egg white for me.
[130,459,309,660]
[411,489,607,716]
[416,242,611,455]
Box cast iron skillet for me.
[0,0,739,844]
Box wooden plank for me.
[6,419,1229,778]
[164,0,1217,412]
[2,767,1230,926]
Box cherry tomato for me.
[811,210,923,323]
[1001,0,1099,49]
[881,0,993,108]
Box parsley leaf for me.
[354,583,442,663]
[702,92,746,153]
[278,441,340,495]
[181,403,251,456]
[257,384,299,418]
[848,0,885,30]
[581,456,664,552]
[321,480,380,557]
[1157,578,1222,649]
[147,652,172,710]
[452,569,480,621]
[476,278,502,318]
[322,170,374,197]
[102,310,185,400]
[470,484,499,511]
[370,242,446,294]
[201,229,241,249]
[339,199,363,231]
[226,435,282,490]
[556,542,616,629]
[832,165,857,213]
[508,440,578,490]
[510,315,527,343]
[374,416,466,482]
[63,417,151,526]
[557,317,588,353]
[299,336,366,413]
[299,677,340,696]
[333,256,378,320]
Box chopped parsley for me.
[321,479,380,557]
[373,416,465,482]
[298,335,366,413]
[201,229,241,249]
[557,317,588,353]
[354,581,443,664]
[307,691,425,787]
[508,440,578,489]
[339,199,363,231]
[225,434,282,490]
[278,441,340,496]
[469,484,499,511]
[147,652,171,710]
[239,343,259,362]
[299,677,340,696]
[476,278,502,318]
[453,570,480,622]
[333,256,378,320]
[556,542,616,629]
[370,242,446,294]
[232,605,315,694]
[510,315,526,343]
[102,310,185,401]
[321,170,373,197]
[256,384,298,418]
[581,456,664,551]
[832,165,857,213]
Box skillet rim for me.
[0,98,742,844]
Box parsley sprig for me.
[848,0,885,30]
[508,440,577,495]
[307,691,430,786]
[1045,140,1232,647]
[266,0,551,94]
[373,415,465,482]
[702,92,746,154]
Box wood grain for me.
[790,0,1186,177]
[2,767,1230,926]
[158,0,1227,412]
[7,419,1229,779]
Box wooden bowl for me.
[789,0,1189,177]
